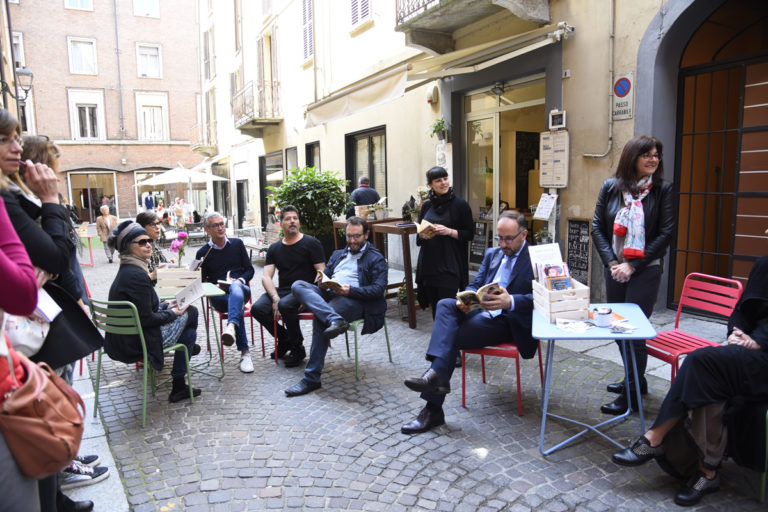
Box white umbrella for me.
[140,165,229,213]
[139,166,228,186]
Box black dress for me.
[653,257,768,468]
[415,190,474,315]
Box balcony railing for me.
[190,121,217,156]
[396,0,439,25]
[232,80,281,130]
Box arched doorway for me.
[672,0,768,299]
[636,0,768,308]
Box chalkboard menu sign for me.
[566,218,591,286]
[470,220,490,265]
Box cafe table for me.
[157,282,226,380]
[532,303,657,455]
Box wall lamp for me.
[1,67,34,102]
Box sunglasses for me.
[132,238,152,247]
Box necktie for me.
[489,256,514,318]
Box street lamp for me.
[1,66,34,102]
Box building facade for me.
[11,0,203,221]
[200,0,768,309]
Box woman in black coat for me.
[591,135,675,415]
[415,166,474,317]
[105,220,201,403]
[612,237,768,507]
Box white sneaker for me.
[239,353,254,373]
[221,322,236,347]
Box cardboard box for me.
[532,278,589,323]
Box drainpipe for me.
[583,0,614,158]
[112,0,126,134]
[1,0,11,113]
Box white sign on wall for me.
[612,72,634,120]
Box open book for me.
[456,282,505,311]
[417,219,436,239]
[316,270,343,293]
[175,278,204,309]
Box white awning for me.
[305,66,408,128]
[406,22,574,81]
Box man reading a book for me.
[196,212,256,373]
[401,210,537,434]
[284,216,388,396]
[251,205,326,367]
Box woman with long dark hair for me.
[591,135,675,415]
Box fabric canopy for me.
[139,166,228,186]
[305,66,408,128]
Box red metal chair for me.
[267,312,314,362]
[461,343,544,416]
[646,272,743,383]
[214,296,262,357]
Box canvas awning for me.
[406,22,574,81]
[305,66,408,128]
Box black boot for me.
[283,344,306,368]
[269,337,290,360]
[600,390,641,415]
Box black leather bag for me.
[30,282,104,369]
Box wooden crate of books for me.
[532,278,590,323]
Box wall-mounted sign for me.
[539,130,569,188]
[612,72,634,120]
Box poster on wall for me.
[539,130,569,187]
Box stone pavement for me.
[75,235,764,511]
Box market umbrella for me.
[139,165,228,211]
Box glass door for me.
[69,172,117,223]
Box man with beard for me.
[401,210,537,434]
[252,205,326,367]
[284,216,388,396]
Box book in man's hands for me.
[417,219,436,239]
[456,282,506,311]
[316,270,343,293]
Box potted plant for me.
[268,166,352,254]
[429,117,450,141]
[534,228,552,244]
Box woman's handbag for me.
[0,333,85,479]
[30,281,104,369]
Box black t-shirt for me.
[265,234,325,290]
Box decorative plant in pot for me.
[268,166,352,254]
[429,117,450,141]
[534,228,552,245]
[397,282,409,319]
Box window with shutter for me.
[351,0,371,27]
[302,0,314,60]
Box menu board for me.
[539,130,569,188]
[470,221,491,265]
[566,218,591,286]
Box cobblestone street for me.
[79,241,764,511]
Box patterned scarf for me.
[613,176,652,260]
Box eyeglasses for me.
[346,233,365,240]
[0,135,22,147]
[640,152,662,160]
[494,231,524,245]
[132,239,152,247]
[149,221,162,227]
[208,222,225,229]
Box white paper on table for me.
[175,278,204,309]
[555,318,591,333]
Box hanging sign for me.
[612,72,634,120]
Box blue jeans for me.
[209,281,251,352]
[291,281,363,384]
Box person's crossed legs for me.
[284,281,362,396]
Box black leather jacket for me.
[591,177,675,272]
